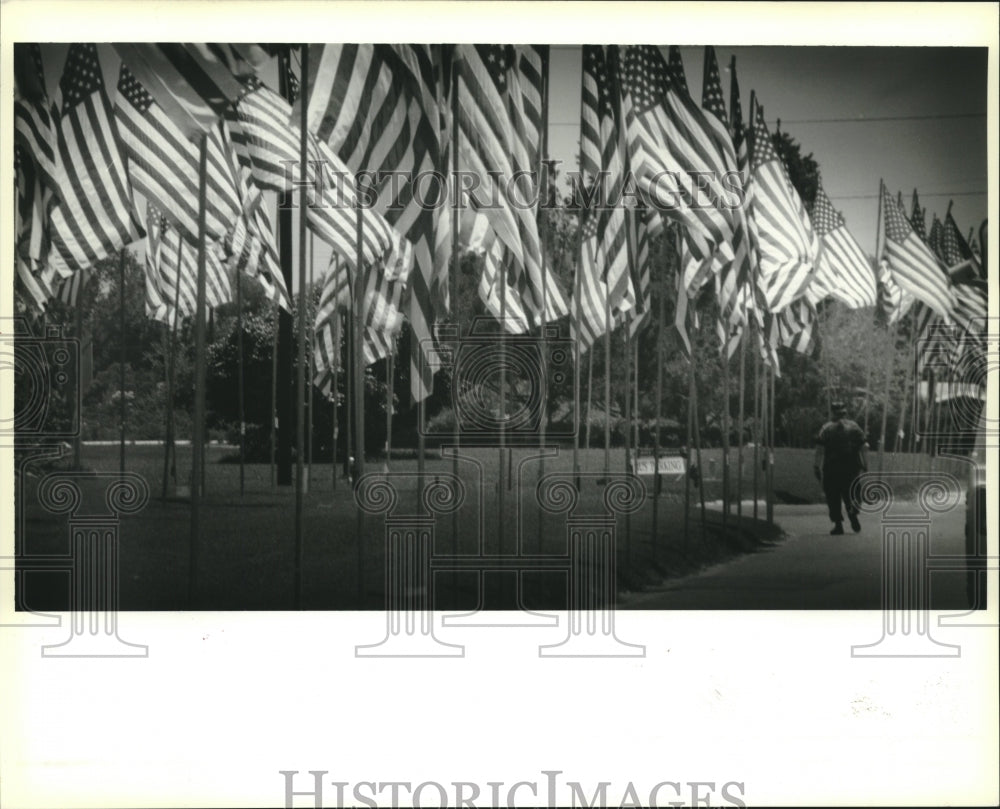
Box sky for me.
[30,43,989,287]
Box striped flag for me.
[876,257,914,325]
[941,208,982,281]
[115,64,241,245]
[910,190,927,242]
[777,298,817,356]
[454,45,547,320]
[571,214,619,351]
[579,45,634,316]
[618,45,737,269]
[628,206,661,337]
[47,44,142,278]
[305,43,445,402]
[880,182,953,320]
[927,214,946,261]
[701,46,754,330]
[13,44,60,192]
[729,55,749,174]
[14,146,55,313]
[143,209,177,325]
[807,183,877,308]
[113,43,256,137]
[312,312,342,400]
[230,77,395,274]
[747,99,818,313]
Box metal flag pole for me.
[119,248,127,476]
[307,231,315,488]
[766,361,776,525]
[536,47,550,547]
[332,308,340,491]
[736,321,747,535]
[353,206,366,605]
[652,242,666,553]
[163,236,183,498]
[189,131,209,607]
[572,194,583,492]
[237,255,245,497]
[385,337,394,472]
[450,48,462,576]
[691,341,707,542]
[276,49,296,487]
[294,43,310,609]
[585,346,594,456]
[752,319,760,521]
[498,253,507,556]
[721,322,731,539]
[603,290,612,482]
[270,297,279,488]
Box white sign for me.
[632,456,687,476]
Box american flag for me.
[115,65,241,245]
[747,99,818,314]
[113,43,258,138]
[806,184,877,308]
[454,45,547,320]
[941,209,982,279]
[880,183,953,320]
[729,54,749,174]
[146,204,232,317]
[305,43,444,402]
[143,209,177,325]
[875,257,914,325]
[627,206,660,338]
[14,146,55,313]
[579,45,634,317]
[927,214,945,261]
[47,44,142,278]
[230,77,395,274]
[777,298,817,356]
[701,46,754,330]
[618,45,736,270]
[312,312,342,401]
[571,213,619,351]
[909,190,927,242]
[13,44,60,192]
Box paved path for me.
[630,501,969,610]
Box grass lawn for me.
[14,442,970,611]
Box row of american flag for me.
[12,43,989,407]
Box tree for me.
[772,128,820,208]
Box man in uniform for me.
[814,401,869,535]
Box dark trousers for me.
[823,468,859,524]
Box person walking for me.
[814,401,869,535]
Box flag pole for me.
[603,293,612,482]
[74,285,85,471]
[163,237,183,497]
[720,323,730,538]
[752,319,760,520]
[237,258,245,497]
[353,204,367,607]
[766,361,776,525]
[276,49,295,487]
[878,319,897,474]
[294,43,310,609]
[652,243,665,553]
[691,340,707,542]
[270,295,278,488]
[498,254,507,556]
[572,187,583,493]
[585,347,594,458]
[536,47,550,547]
[189,131,209,606]
[119,248,127,476]
[307,231,315,487]
[450,49,462,575]
[385,337,394,472]
[332,309,340,491]
[736,321,746,533]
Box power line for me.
[550,111,985,127]
[829,190,986,200]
